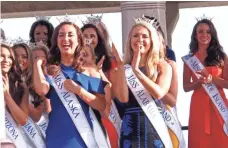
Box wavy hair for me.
[1,43,24,106]
[189,19,226,67]
[124,23,163,82]
[48,21,83,65]
[81,23,112,73]
[29,20,54,48]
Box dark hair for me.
[12,43,43,107]
[81,23,111,72]
[29,20,54,48]
[1,43,24,106]
[48,22,83,65]
[1,28,6,39]
[189,19,226,67]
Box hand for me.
[131,44,142,71]
[47,64,61,77]
[196,69,212,84]
[97,56,105,70]
[19,81,29,93]
[34,56,46,67]
[2,76,10,99]
[64,79,80,94]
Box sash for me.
[5,110,27,148]
[159,101,186,148]
[48,72,110,148]
[108,100,122,137]
[124,64,173,148]
[36,113,49,139]
[182,54,228,136]
[22,117,46,148]
[0,69,5,139]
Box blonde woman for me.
[116,16,173,148]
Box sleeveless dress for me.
[45,63,107,148]
[188,65,228,148]
[119,67,165,148]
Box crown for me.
[0,38,14,47]
[134,14,160,30]
[12,37,30,46]
[29,40,47,50]
[195,14,213,22]
[56,13,77,23]
[82,14,103,25]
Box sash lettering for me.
[5,110,27,148]
[48,72,110,148]
[124,64,173,148]
[22,117,46,148]
[182,54,228,136]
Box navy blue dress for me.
[116,67,165,148]
[45,64,106,148]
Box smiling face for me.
[34,25,48,44]
[0,46,13,75]
[130,25,151,54]
[57,24,78,56]
[196,23,211,46]
[82,28,98,49]
[14,46,29,72]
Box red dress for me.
[188,65,228,148]
[101,58,119,148]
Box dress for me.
[188,65,228,148]
[45,63,106,148]
[119,67,164,148]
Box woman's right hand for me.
[47,64,61,77]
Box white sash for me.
[159,102,186,148]
[5,110,28,148]
[22,117,46,148]
[36,113,48,139]
[124,64,173,148]
[48,72,110,148]
[182,54,228,136]
[108,100,122,137]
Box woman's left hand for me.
[196,69,212,84]
[64,79,80,93]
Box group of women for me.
[0,13,228,148]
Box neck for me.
[61,53,74,66]
[139,54,147,67]
[198,44,208,54]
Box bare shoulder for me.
[158,59,172,72]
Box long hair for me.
[1,43,24,106]
[189,19,226,67]
[81,23,112,73]
[29,20,54,48]
[48,22,83,65]
[124,24,163,82]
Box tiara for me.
[56,13,77,23]
[82,14,103,25]
[0,38,14,47]
[29,40,47,50]
[134,14,160,30]
[12,37,30,46]
[195,14,213,22]
[35,16,51,22]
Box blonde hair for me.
[124,23,164,82]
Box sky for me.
[1,5,228,143]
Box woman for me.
[1,42,29,148]
[183,18,228,148]
[33,21,107,148]
[117,16,173,148]
[81,23,122,148]
[29,19,54,48]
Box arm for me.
[33,58,50,96]
[64,79,106,111]
[134,61,172,99]
[183,63,201,92]
[5,93,28,126]
[109,43,129,103]
[161,60,177,107]
[28,104,43,122]
[211,56,228,88]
